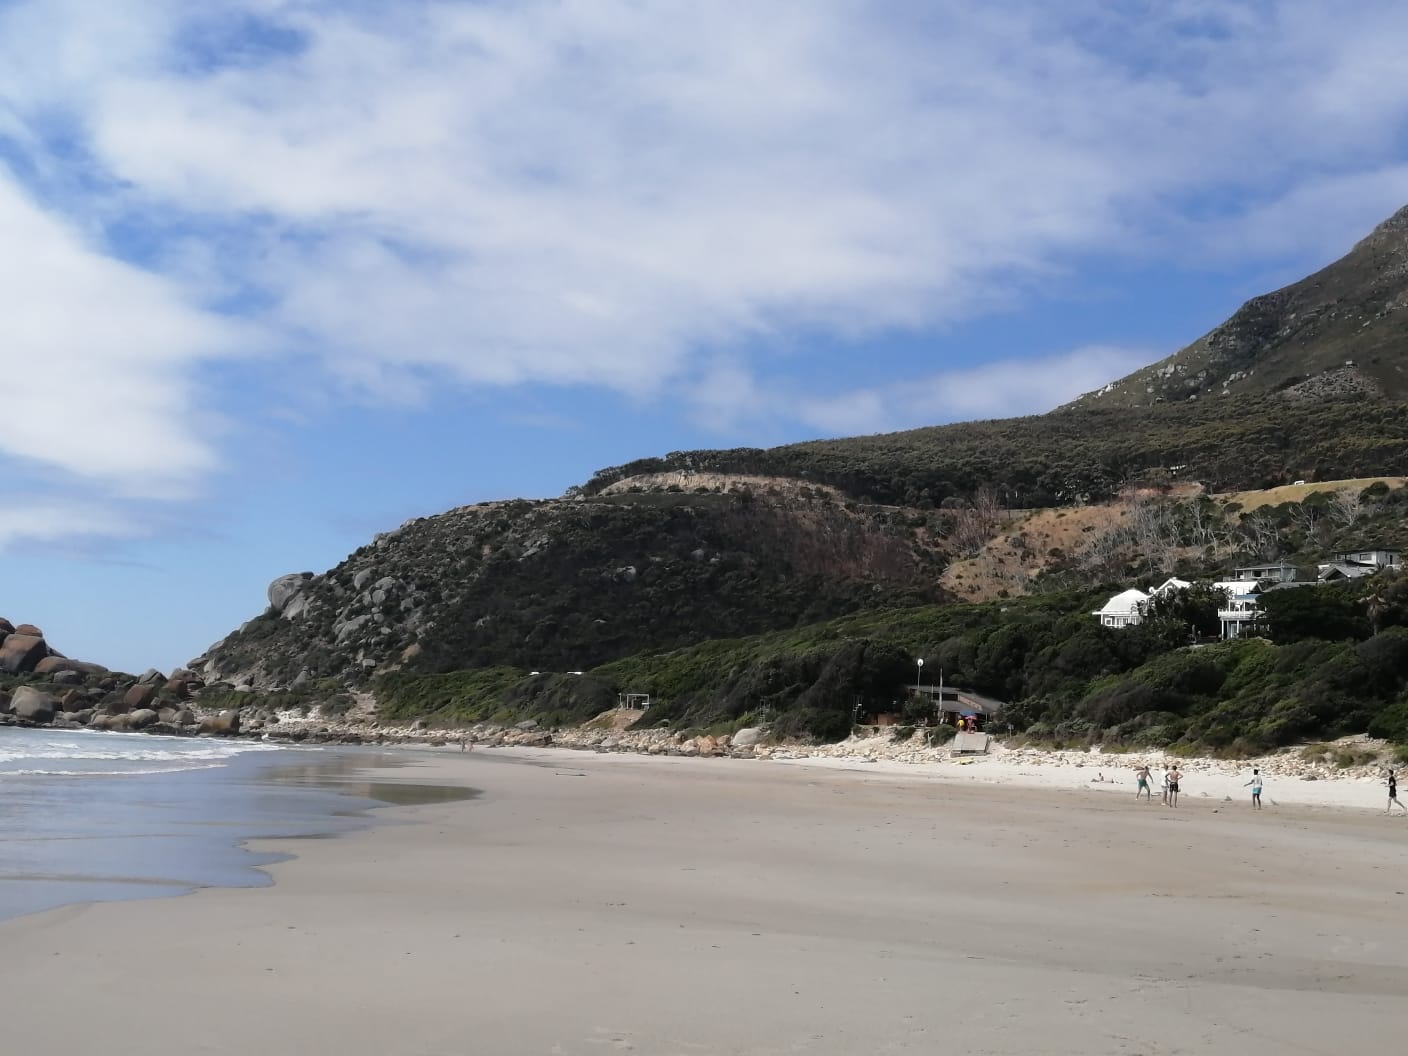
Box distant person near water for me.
[1135,765,1153,801]
[1160,768,1172,806]
[1388,769,1406,815]
[1167,767,1182,808]
[1245,768,1263,809]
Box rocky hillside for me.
[1068,205,1408,408]
[191,488,949,691]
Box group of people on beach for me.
[1133,765,1184,806]
[1131,763,1408,813]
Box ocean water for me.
[0,727,438,921]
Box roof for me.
[1213,580,1264,597]
[1095,588,1148,615]
[909,685,1005,714]
[1319,563,1376,581]
[1151,577,1192,594]
[943,691,1004,716]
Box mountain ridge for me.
[1063,203,1408,409]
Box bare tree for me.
[1185,499,1219,550]
[947,486,1009,557]
[1332,488,1364,527]
[1128,497,1181,575]
[1240,511,1283,561]
[1289,502,1321,539]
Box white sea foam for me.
[0,729,289,777]
[7,764,227,777]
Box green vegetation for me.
[365,567,1408,758]
[580,399,1408,509]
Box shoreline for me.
[11,705,1396,813]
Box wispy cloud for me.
[792,346,1155,436]
[1,0,1407,542]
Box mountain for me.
[1067,205,1408,408]
[194,206,1408,701]
[190,487,948,691]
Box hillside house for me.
[1232,563,1299,584]
[1092,578,1191,629]
[1319,548,1401,582]
[1214,580,1263,640]
[1208,564,1303,638]
[1093,588,1147,628]
[1335,548,1400,568]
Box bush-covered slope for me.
[192,491,949,690]
[368,571,1408,755]
[581,398,1408,509]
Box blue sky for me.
[2,0,1408,674]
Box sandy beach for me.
[4,745,1408,1055]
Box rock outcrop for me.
[0,633,49,674]
[10,686,56,724]
[0,617,221,737]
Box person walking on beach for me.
[1388,769,1406,815]
[1160,768,1172,806]
[1167,766,1182,808]
[1135,765,1153,801]
[1245,768,1263,809]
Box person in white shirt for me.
[1244,768,1263,809]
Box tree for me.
[1259,585,1368,644]
[1140,583,1228,639]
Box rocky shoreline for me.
[239,709,1399,789]
[4,618,1393,790]
[0,619,240,737]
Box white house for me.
[1214,580,1262,640]
[1092,578,1192,629]
[1093,588,1149,628]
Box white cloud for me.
[0,497,145,550]
[1,0,1407,542]
[795,346,1155,436]
[0,174,241,497]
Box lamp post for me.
[916,657,924,699]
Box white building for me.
[1091,578,1192,629]
[1214,580,1262,640]
[1093,588,1149,628]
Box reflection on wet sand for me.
[259,750,482,807]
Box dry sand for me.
[4,746,1408,1055]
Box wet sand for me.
[3,746,1406,1055]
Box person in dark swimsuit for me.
[1389,770,1406,815]
[1167,767,1182,808]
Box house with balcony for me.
[1232,562,1299,584]
[1212,564,1299,639]
[1214,580,1263,640]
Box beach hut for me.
[908,684,1004,733]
